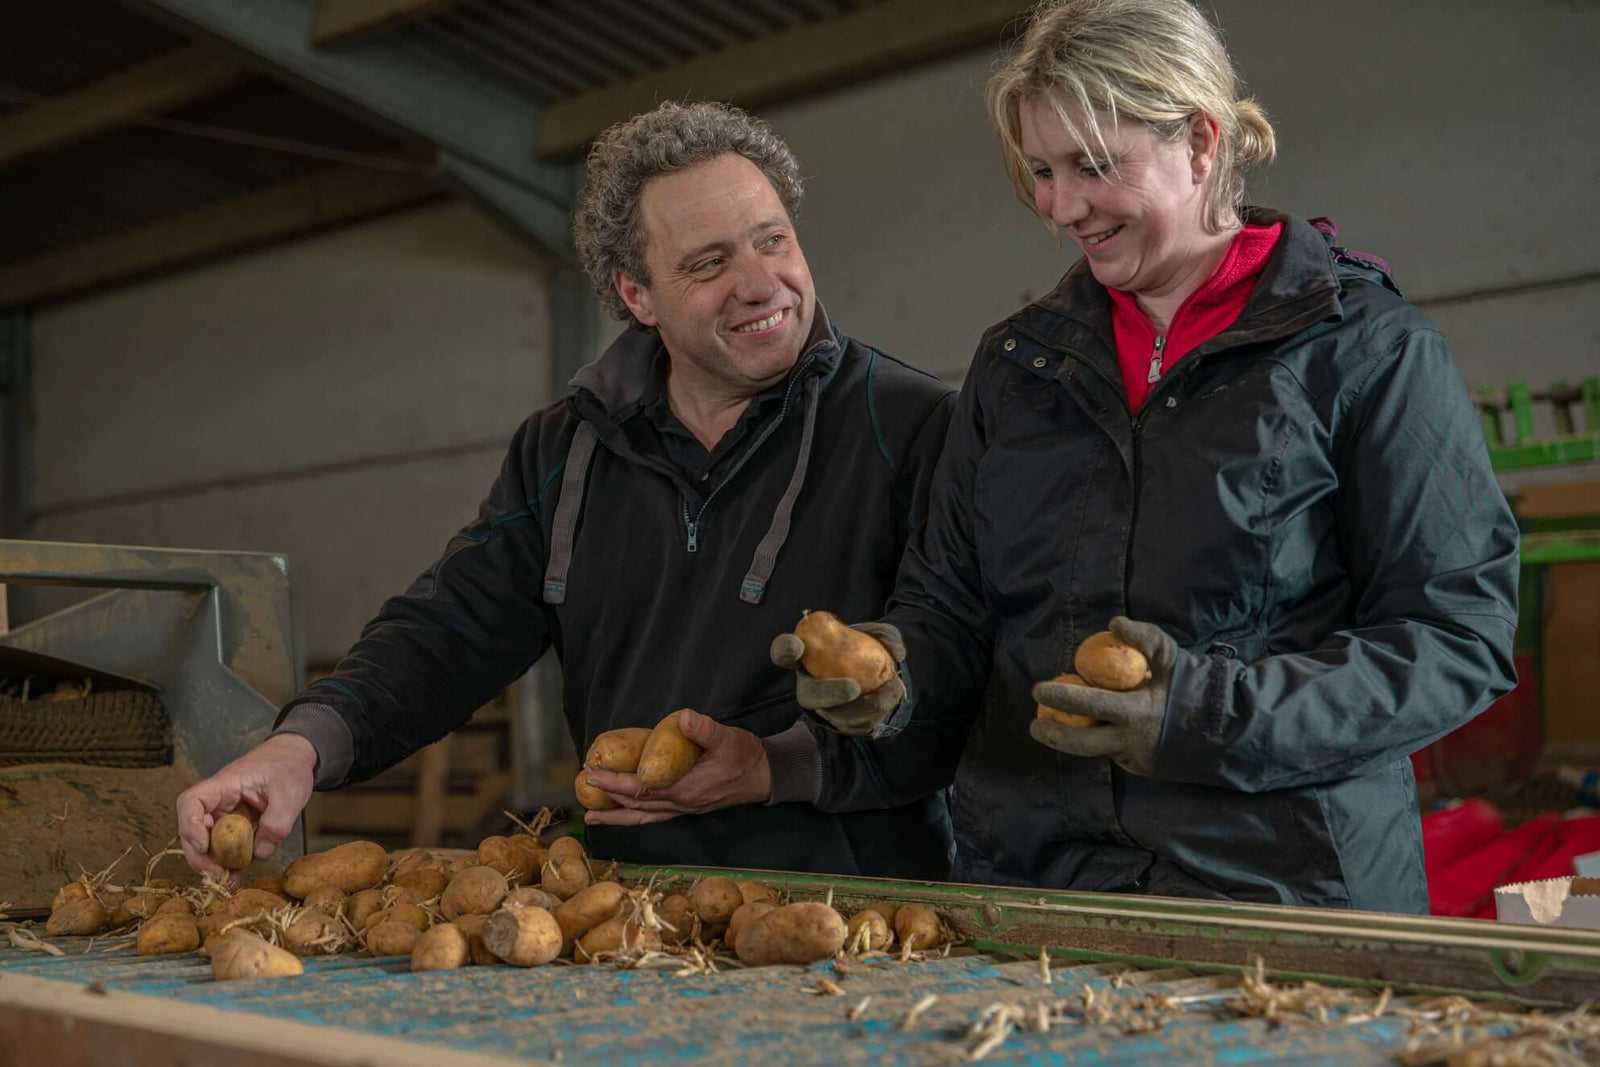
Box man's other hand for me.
[770,621,906,735]
[176,733,318,879]
[583,710,770,827]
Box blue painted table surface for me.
[0,939,1472,1065]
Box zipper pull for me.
[685,518,700,553]
[1147,334,1166,385]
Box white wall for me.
[30,203,552,662]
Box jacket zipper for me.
[1147,335,1165,384]
[1007,322,1200,609]
[681,347,822,553]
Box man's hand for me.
[583,710,770,827]
[1029,617,1178,777]
[770,621,906,736]
[176,733,318,879]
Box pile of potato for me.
[40,818,951,982]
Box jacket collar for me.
[568,302,843,427]
[1015,208,1344,372]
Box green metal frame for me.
[1481,376,1600,473]
[620,863,1600,1008]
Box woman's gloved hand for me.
[770,622,906,736]
[1029,616,1177,776]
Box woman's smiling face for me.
[1020,97,1218,301]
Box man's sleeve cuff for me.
[272,702,353,790]
[761,721,824,805]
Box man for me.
[176,101,956,881]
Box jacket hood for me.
[1020,209,1347,365]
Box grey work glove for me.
[1029,616,1176,777]
[770,622,906,736]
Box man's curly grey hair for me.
[574,101,805,327]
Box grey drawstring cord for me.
[543,422,599,605]
[740,375,820,604]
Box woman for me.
[773,0,1519,911]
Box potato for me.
[1073,631,1151,691]
[155,897,195,917]
[392,866,448,898]
[636,712,702,789]
[575,914,660,962]
[411,922,470,971]
[477,836,536,883]
[737,881,780,907]
[735,903,847,966]
[732,902,844,966]
[553,881,627,953]
[136,913,200,956]
[302,886,346,917]
[509,835,547,868]
[453,913,501,966]
[251,875,288,895]
[212,933,303,979]
[1035,673,1099,728]
[283,840,387,898]
[547,836,586,862]
[366,903,430,933]
[208,813,256,871]
[389,849,434,879]
[691,877,743,925]
[446,856,477,877]
[865,902,899,927]
[46,898,109,936]
[585,727,652,773]
[657,893,697,946]
[366,920,421,957]
[346,888,385,930]
[51,881,90,912]
[795,610,895,692]
[847,909,893,952]
[195,913,227,943]
[574,770,617,811]
[114,893,164,926]
[893,903,945,951]
[540,853,592,901]
[483,906,563,966]
[200,927,252,959]
[229,888,289,919]
[504,886,562,911]
[442,866,508,920]
[725,901,776,953]
[382,886,427,907]
[282,910,347,957]
[99,888,131,915]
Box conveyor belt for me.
[4,866,1599,1066]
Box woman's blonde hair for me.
[988,0,1276,234]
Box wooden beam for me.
[0,974,523,1067]
[0,166,440,310]
[0,46,249,169]
[534,0,1031,158]
[311,0,462,45]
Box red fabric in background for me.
[1422,799,1504,876]
[1424,801,1600,919]
[1425,810,1560,918]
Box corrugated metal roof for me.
[384,0,889,104]
[0,78,424,265]
[0,0,187,119]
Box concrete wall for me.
[24,0,1599,667]
[29,203,551,662]
[760,0,1600,396]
